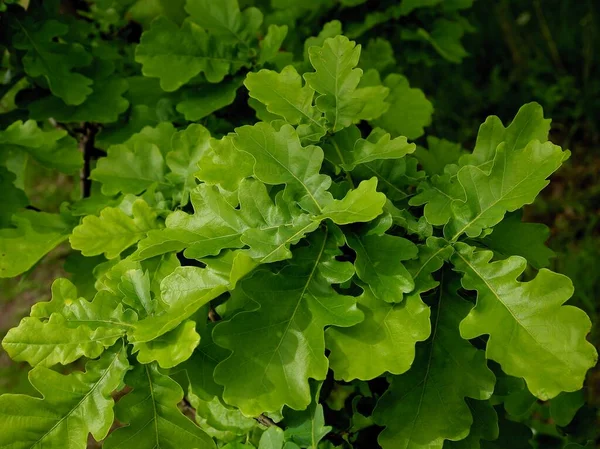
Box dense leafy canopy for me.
[0,1,596,449]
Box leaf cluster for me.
[0,1,596,449]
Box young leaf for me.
[0,211,72,278]
[213,227,363,415]
[176,77,242,121]
[478,212,555,269]
[415,136,465,176]
[0,119,81,174]
[451,243,598,399]
[133,319,200,368]
[104,363,216,449]
[2,314,125,367]
[345,232,418,303]
[131,250,257,342]
[232,122,332,213]
[195,134,255,191]
[318,177,386,224]
[324,125,416,171]
[259,24,289,64]
[304,35,364,131]
[245,66,326,139]
[373,281,496,449]
[90,140,167,196]
[185,0,263,46]
[31,278,138,331]
[0,346,129,448]
[371,74,433,140]
[445,140,568,240]
[445,400,499,449]
[135,17,246,91]
[326,290,430,381]
[0,166,27,227]
[459,102,551,170]
[70,199,160,259]
[135,180,319,263]
[179,318,229,400]
[12,18,93,105]
[166,124,211,205]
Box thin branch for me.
[80,123,98,198]
[255,414,281,428]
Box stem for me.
[80,124,98,198]
[255,414,280,428]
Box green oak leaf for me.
[12,18,93,105]
[405,237,454,295]
[451,243,598,400]
[90,140,168,196]
[231,122,332,214]
[133,319,200,368]
[326,289,430,381]
[134,180,319,263]
[346,232,418,303]
[94,253,180,300]
[179,317,229,400]
[373,280,496,449]
[230,122,386,220]
[185,0,263,46]
[260,426,286,448]
[326,238,450,381]
[445,140,568,240]
[0,211,73,278]
[213,227,363,415]
[245,66,326,140]
[481,411,532,449]
[385,202,433,239]
[550,391,585,427]
[459,102,551,170]
[131,250,257,342]
[406,18,470,64]
[28,76,129,124]
[353,156,425,202]
[191,394,257,443]
[304,35,365,131]
[409,172,464,226]
[0,166,27,227]
[176,77,242,121]
[259,24,289,64]
[104,363,216,449]
[0,119,82,174]
[371,73,433,140]
[318,177,386,224]
[0,346,129,448]
[195,134,254,191]
[283,384,331,449]
[414,136,465,176]
[360,38,396,73]
[2,313,125,367]
[135,17,247,91]
[478,212,555,269]
[323,125,415,171]
[70,199,160,259]
[445,400,499,449]
[303,20,343,63]
[119,268,155,316]
[166,124,211,206]
[31,278,138,331]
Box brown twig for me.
[80,124,98,198]
[255,414,280,428]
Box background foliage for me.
[0,0,598,448]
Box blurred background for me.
[0,0,598,447]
